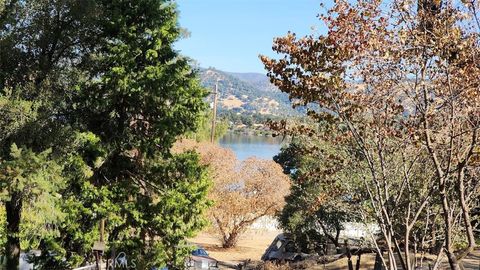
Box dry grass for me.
[254,261,292,270]
[221,95,244,108]
[317,255,376,270]
[190,230,462,270]
[244,255,377,270]
[190,229,281,264]
[189,229,379,270]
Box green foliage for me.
[275,134,361,250]
[0,208,4,251]
[0,94,38,145]
[132,152,210,269]
[220,110,309,135]
[185,110,228,142]
[0,144,64,254]
[49,133,115,267]
[0,144,63,199]
[72,1,209,267]
[0,0,211,269]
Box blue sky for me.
[174,0,326,73]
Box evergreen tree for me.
[274,136,360,251]
[0,0,210,268]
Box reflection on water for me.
[219,133,285,161]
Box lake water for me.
[219,133,284,161]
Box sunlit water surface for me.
[218,133,284,161]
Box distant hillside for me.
[228,72,279,93]
[198,68,299,116]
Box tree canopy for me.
[262,1,480,269]
[174,139,290,248]
[0,0,210,269]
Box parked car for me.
[186,247,219,270]
[144,247,220,270]
[261,233,311,262]
[0,250,69,270]
[0,252,35,270]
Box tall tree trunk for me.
[457,168,476,260]
[223,230,240,249]
[318,220,341,248]
[5,192,22,270]
[385,231,396,270]
[440,189,460,270]
[405,227,412,270]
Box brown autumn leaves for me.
[261,0,479,269]
[173,139,290,248]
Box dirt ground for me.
[190,229,479,269]
[190,229,281,264]
[189,229,378,270]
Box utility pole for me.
[99,219,105,270]
[100,219,105,242]
[210,80,219,143]
[94,219,105,270]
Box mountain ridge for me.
[198,68,298,116]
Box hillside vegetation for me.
[199,68,300,117]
